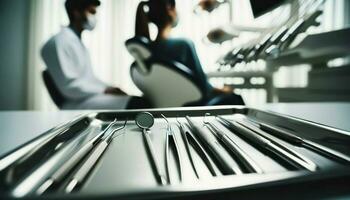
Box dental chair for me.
[125,37,244,108]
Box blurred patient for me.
[135,0,244,105]
[41,0,150,109]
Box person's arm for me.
[41,39,107,100]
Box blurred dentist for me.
[41,0,150,109]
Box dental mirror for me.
[135,112,154,129]
[135,112,166,185]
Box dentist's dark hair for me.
[135,0,176,39]
[65,0,101,22]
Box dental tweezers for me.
[246,118,350,163]
[143,130,167,185]
[161,115,183,184]
[186,116,242,175]
[176,119,217,177]
[203,116,263,174]
[216,116,318,172]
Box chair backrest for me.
[130,62,203,108]
[126,37,204,107]
[42,70,65,108]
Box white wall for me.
[0,0,30,110]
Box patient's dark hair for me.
[135,0,176,39]
[65,0,101,22]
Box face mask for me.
[83,13,97,31]
[171,15,179,28]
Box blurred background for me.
[0,0,349,111]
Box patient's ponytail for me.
[135,0,176,39]
[135,1,150,39]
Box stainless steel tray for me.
[1,106,350,199]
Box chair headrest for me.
[125,37,152,60]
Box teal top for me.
[151,38,213,95]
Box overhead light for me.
[194,0,230,14]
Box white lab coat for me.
[41,27,130,109]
